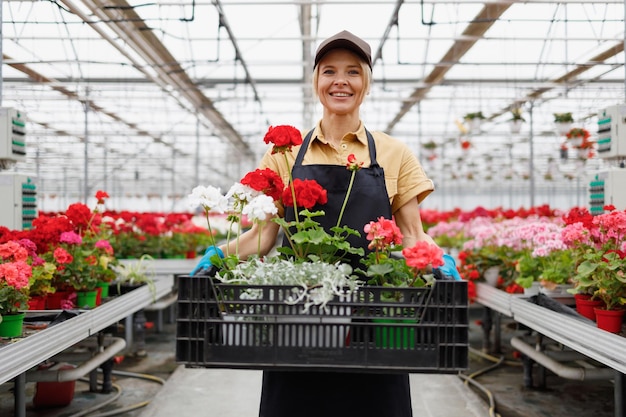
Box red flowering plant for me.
[188,125,364,271]
[188,125,368,309]
[566,127,591,141]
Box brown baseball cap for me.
[314,30,372,69]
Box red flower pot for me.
[28,295,47,310]
[95,286,103,306]
[574,294,605,321]
[47,290,72,309]
[594,308,625,333]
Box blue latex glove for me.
[190,246,224,276]
[436,254,462,281]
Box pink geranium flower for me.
[364,217,403,252]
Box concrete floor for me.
[0,306,617,417]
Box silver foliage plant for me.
[216,257,362,312]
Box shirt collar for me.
[311,120,368,146]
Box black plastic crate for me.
[175,275,468,373]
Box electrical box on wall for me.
[588,167,626,215]
[596,105,626,159]
[0,107,26,163]
[0,173,37,230]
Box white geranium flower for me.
[226,183,258,210]
[243,194,278,222]
[188,185,228,214]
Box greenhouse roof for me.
[1,0,624,211]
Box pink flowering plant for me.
[356,216,444,290]
[0,241,33,315]
[512,218,572,290]
[20,238,57,298]
[47,192,118,291]
[561,206,626,310]
[427,220,468,250]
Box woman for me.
[192,30,459,417]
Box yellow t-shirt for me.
[259,121,434,216]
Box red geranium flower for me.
[85,254,98,266]
[346,154,364,172]
[240,168,285,201]
[65,203,97,232]
[95,190,110,204]
[281,178,327,209]
[402,241,444,270]
[53,247,73,264]
[263,125,303,154]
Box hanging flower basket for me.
[555,122,572,135]
[464,112,485,133]
[554,113,574,135]
[509,119,523,134]
[566,127,591,147]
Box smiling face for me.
[313,48,371,117]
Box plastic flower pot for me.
[0,312,26,338]
[47,290,71,309]
[76,290,98,309]
[28,295,47,310]
[373,318,416,349]
[594,308,625,334]
[574,294,604,321]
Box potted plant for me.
[421,140,437,159]
[537,249,575,296]
[355,217,442,291]
[464,112,485,121]
[457,245,518,289]
[464,112,485,132]
[562,205,626,331]
[27,256,57,310]
[554,112,574,135]
[0,241,32,337]
[112,254,156,299]
[566,127,592,149]
[572,249,625,331]
[49,229,118,308]
[509,108,525,134]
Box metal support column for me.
[616,371,625,417]
[13,373,26,417]
[481,307,493,353]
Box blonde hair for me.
[312,57,372,102]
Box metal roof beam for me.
[385,2,513,132]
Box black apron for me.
[259,129,413,417]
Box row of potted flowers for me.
[2,186,623,336]
[0,191,217,325]
[427,204,626,331]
